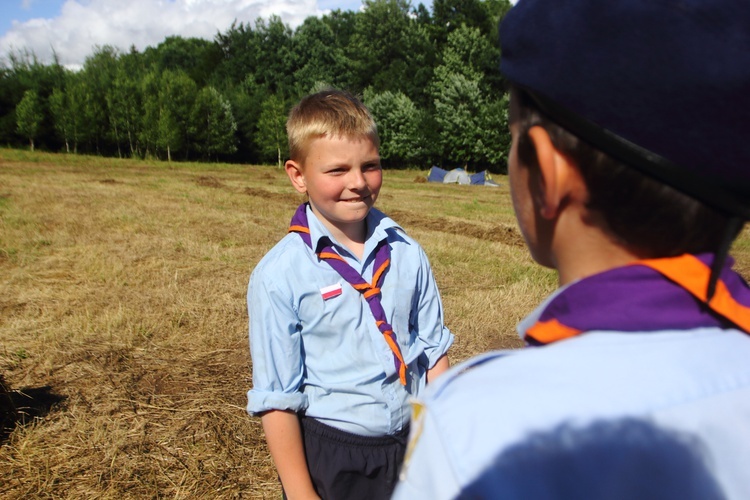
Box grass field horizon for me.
[1,148,748,497]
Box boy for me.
[246,89,453,500]
[394,0,750,498]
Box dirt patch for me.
[390,209,525,247]
[195,176,225,188]
[244,187,304,207]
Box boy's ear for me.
[285,160,307,194]
[527,126,583,220]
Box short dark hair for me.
[509,86,732,258]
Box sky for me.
[0,0,434,69]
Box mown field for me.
[1,149,748,498]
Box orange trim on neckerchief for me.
[637,254,750,332]
[372,258,390,286]
[318,251,346,262]
[378,320,407,384]
[525,318,583,344]
[525,254,750,346]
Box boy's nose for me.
[348,169,367,190]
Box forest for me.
[0,0,513,171]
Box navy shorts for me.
[296,417,410,500]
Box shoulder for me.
[370,208,427,257]
[425,330,750,405]
[423,351,513,400]
[369,208,409,239]
[416,329,750,448]
[251,233,310,285]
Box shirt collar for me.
[517,253,750,345]
[305,205,402,259]
[516,282,572,341]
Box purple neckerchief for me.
[289,203,407,385]
[524,253,750,345]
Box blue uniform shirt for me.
[246,206,453,436]
[393,284,750,498]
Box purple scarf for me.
[289,203,407,385]
[524,253,750,345]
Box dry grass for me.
[0,149,747,498]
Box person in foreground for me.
[245,89,453,500]
[393,0,750,498]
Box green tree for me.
[290,17,349,95]
[107,53,144,157]
[2,49,68,151]
[256,93,289,167]
[53,73,87,154]
[364,89,426,168]
[79,46,120,154]
[49,87,72,153]
[430,24,508,170]
[143,36,221,87]
[156,108,181,162]
[225,77,266,163]
[140,71,161,157]
[214,21,259,86]
[189,86,238,161]
[432,73,485,167]
[160,70,198,160]
[429,1,508,92]
[477,94,510,171]
[348,0,435,103]
[253,16,294,94]
[430,0,495,46]
[16,89,42,151]
[322,9,358,50]
[141,69,198,160]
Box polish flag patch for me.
[321,283,343,300]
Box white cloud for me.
[0,0,323,69]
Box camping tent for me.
[427,166,500,187]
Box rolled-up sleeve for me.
[413,247,454,368]
[246,268,308,416]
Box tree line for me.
[1,0,513,172]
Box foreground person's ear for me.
[528,125,583,220]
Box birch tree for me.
[16,89,41,151]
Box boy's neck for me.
[552,210,640,286]
[311,207,368,260]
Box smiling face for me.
[286,134,382,241]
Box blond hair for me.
[286,89,379,162]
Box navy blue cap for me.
[500,0,750,218]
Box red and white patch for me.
[320,283,343,300]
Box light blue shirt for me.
[246,206,453,436]
[394,292,750,498]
